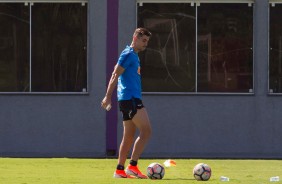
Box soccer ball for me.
[147,163,165,179]
[193,163,212,181]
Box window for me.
[138,3,196,92]
[197,3,253,93]
[138,2,253,94]
[0,2,87,93]
[0,3,29,92]
[269,3,282,93]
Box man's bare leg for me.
[118,120,136,166]
[124,108,151,178]
[131,108,152,161]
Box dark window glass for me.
[0,3,29,92]
[197,3,253,92]
[138,3,253,93]
[31,3,87,92]
[269,4,282,93]
[138,3,196,92]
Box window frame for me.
[268,1,282,95]
[0,0,88,95]
[137,0,255,95]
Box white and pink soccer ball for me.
[193,163,212,181]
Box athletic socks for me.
[116,160,137,170]
[130,160,137,166]
[116,164,124,170]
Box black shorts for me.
[118,98,144,121]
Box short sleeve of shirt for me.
[117,49,131,69]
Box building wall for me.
[0,0,107,157]
[1,0,282,158]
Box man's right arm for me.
[101,64,125,110]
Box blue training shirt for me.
[117,46,142,101]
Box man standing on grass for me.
[101,28,152,179]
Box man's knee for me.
[140,126,152,140]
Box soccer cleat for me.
[113,169,135,178]
[125,165,148,179]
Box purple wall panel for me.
[106,0,118,155]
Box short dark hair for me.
[134,28,152,38]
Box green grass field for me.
[0,158,282,184]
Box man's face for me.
[134,35,150,52]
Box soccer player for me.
[101,28,152,179]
